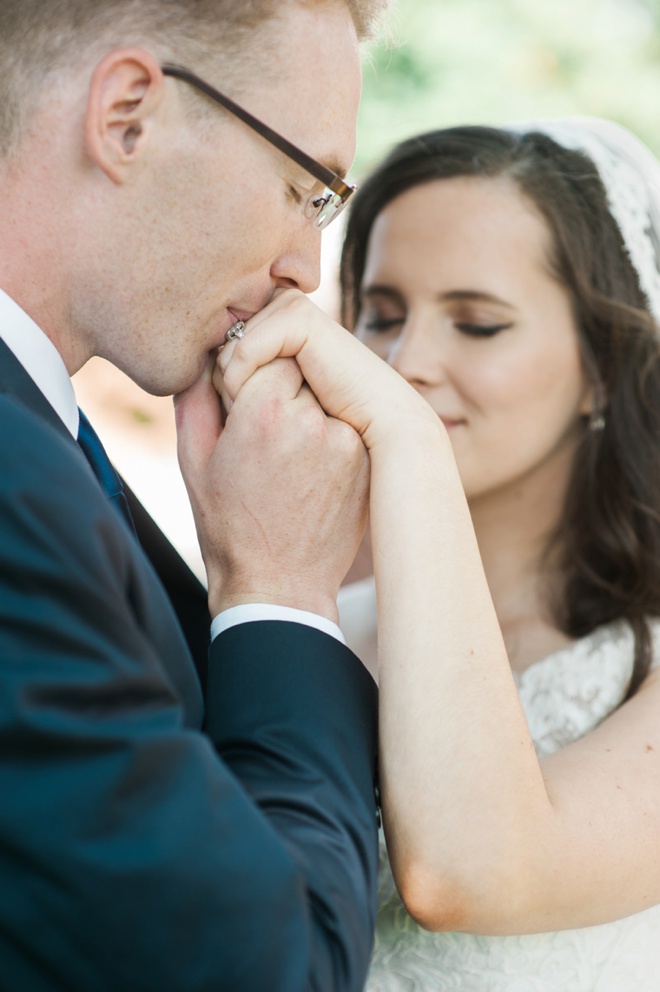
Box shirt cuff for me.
[210,604,346,645]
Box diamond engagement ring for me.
[225,320,246,342]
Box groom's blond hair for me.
[0,0,389,157]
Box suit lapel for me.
[0,336,209,688]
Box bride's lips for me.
[439,416,465,429]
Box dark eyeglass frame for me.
[161,65,356,229]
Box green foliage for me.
[355,0,660,176]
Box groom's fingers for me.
[174,357,224,479]
[214,354,306,414]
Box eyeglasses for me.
[161,65,356,230]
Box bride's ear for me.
[581,377,607,431]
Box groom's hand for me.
[175,353,370,621]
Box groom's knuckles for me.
[228,361,305,434]
[255,357,304,398]
[219,327,300,399]
[326,415,366,464]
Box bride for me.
[218,117,660,990]
[337,119,660,990]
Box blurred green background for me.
[355,0,660,176]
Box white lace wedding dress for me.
[337,578,660,992]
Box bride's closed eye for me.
[361,315,405,333]
[455,321,513,337]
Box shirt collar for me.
[0,288,79,437]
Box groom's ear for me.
[84,47,166,183]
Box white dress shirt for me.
[0,287,344,644]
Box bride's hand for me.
[215,288,439,452]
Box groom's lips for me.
[214,308,258,350]
[227,307,257,324]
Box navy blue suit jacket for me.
[0,339,378,991]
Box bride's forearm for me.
[369,420,551,931]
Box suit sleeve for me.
[0,397,378,992]
[207,622,379,991]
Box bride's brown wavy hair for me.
[341,125,660,697]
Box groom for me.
[0,1,387,989]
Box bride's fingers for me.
[216,288,435,451]
[218,291,338,398]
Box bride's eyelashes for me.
[455,322,513,337]
[359,315,513,337]
[361,315,404,333]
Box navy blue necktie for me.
[77,409,136,534]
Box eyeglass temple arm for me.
[161,65,351,198]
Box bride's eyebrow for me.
[360,285,406,306]
[439,289,516,310]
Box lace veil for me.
[508,117,660,321]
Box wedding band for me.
[225,320,246,342]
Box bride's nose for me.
[389,312,449,390]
